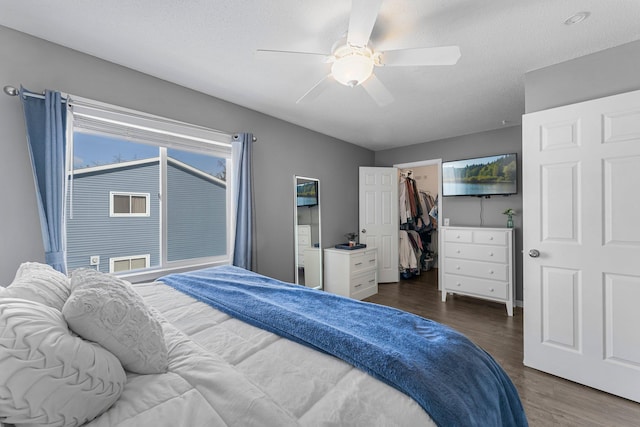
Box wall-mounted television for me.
[442,153,517,197]
[297,181,318,207]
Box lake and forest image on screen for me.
[297,181,318,206]
[442,153,517,196]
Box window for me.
[110,254,150,273]
[66,96,233,279]
[110,192,150,216]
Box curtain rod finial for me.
[3,85,19,96]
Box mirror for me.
[294,176,322,289]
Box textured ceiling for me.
[1,0,639,150]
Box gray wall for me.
[525,39,640,113]
[0,25,374,285]
[376,126,524,302]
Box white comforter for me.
[87,282,435,426]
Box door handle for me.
[361,229,366,233]
[529,249,540,258]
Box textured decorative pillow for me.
[63,268,168,374]
[0,262,70,311]
[0,298,126,427]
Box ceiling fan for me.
[256,0,461,106]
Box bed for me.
[0,263,528,427]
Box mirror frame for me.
[293,175,322,289]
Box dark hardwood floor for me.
[364,269,640,427]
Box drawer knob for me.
[355,283,362,288]
[490,236,494,240]
[490,288,494,292]
[456,250,461,254]
[355,262,363,266]
[489,270,494,274]
[369,279,375,283]
[456,235,461,239]
[489,252,494,257]
[456,282,461,287]
[456,266,461,270]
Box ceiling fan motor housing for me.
[331,44,375,87]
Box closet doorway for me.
[395,159,442,290]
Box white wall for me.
[409,164,439,197]
[0,26,374,285]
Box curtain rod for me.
[3,85,68,102]
[234,134,258,142]
[3,85,256,142]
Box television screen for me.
[442,153,517,197]
[297,181,318,206]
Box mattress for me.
[87,281,435,426]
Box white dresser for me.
[297,225,311,267]
[324,247,377,300]
[441,226,514,316]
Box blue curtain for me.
[232,133,255,270]
[20,88,67,274]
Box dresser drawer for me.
[298,234,310,246]
[350,270,378,300]
[443,274,508,300]
[444,258,508,281]
[350,269,377,293]
[444,228,473,243]
[350,250,377,274]
[445,243,508,263]
[473,230,507,246]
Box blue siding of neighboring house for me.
[167,162,226,261]
[66,162,160,273]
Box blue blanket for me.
[159,265,527,427]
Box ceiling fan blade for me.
[361,74,394,107]
[256,49,330,60]
[347,0,383,48]
[296,75,334,104]
[380,45,461,67]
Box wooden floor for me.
[364,269,640,427]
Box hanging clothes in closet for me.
[399,171,437,279]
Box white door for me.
[359,167,399,283]
[523,89,640,402]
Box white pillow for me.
[0,298,126,427]
[63,269,168,374]
[0,262,70,311]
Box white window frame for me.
[109,191,151,217]
[67,95,235,283]
[109,254,151,273]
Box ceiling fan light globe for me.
[331,53,374,87]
